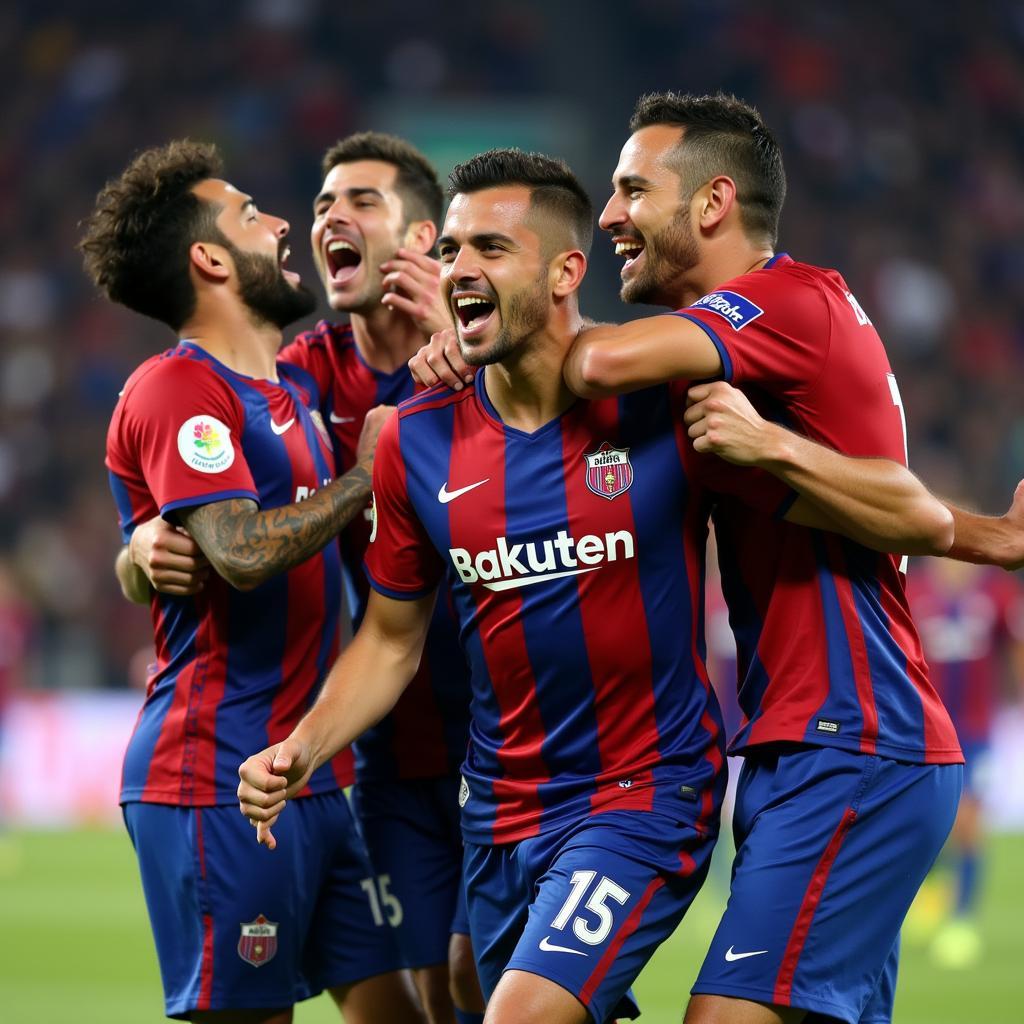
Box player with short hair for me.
[123,130,485,1024]
[237,148,956,1024]
[560,91,1023,1024]
[83,140,423,1024]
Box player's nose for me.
[448,247,481,283]
[265,213,290,239]
[598,192,626,232]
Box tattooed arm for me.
[178,405,392,592]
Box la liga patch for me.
[177,415,235,474]
[689,290,764,330]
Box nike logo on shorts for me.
[438,478,489,504]
[539,936,588,957]
[724,945,768,961]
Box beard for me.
[621,206,699,307]
[460,271,550,367]
[231,243,317,329]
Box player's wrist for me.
[751,420,795,469]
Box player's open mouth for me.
[613,236,645,275]
[325,237,363,286]
[453,293,496,338]
[280,244,301,287]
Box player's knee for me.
[448,933,485,1010]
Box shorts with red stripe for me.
[692,745,962,1023]
[464,808,716,1023]
[124,789,405,1019]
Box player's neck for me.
[669,241,775,307]
[484,309,584,434]
[179,302,283,381]
[349,304,425,374]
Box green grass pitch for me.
[1,828,1020,1022]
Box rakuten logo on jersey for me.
[449,529,635,592]
[689,290,764,330]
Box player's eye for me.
[438,245,457,262]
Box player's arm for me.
[686,381,954,556]
[564,315,723,397]
[944,484,1024,570]
[179,405,391,591]
[115,517,212,601]
[237,587,435,848]
[115,544,152,604]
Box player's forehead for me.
[612,124,686,185]
[319,159,400,200]
[442,185,537,244]
[194,178,246,208]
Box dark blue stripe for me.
[161,490,260,519]
[671,312,732,381]
[365,572,436,601]
[108,469,137,543]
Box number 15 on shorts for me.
[360,874,403,928]
[551,870,631,945]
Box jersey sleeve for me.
[364,413,445,600]
[674,269,830,395]
[118,358,259,520]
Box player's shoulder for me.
[288,319,355,357]
[119,343,227,404]
[396,379,477,421]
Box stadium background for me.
[1,1,1023,1020]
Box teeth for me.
[615,241,643,256]
[281,246,290,263]
[456,297,491,308]
[328,240,356,254]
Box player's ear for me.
[552,250,587,298]
[695,175,737,232]
[403,218,438,256]
[190,241,231,282]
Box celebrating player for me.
[82,141,423,1024]
[563,92,1012,1024]
[122,132,484,1024]
[238,149,956,1024]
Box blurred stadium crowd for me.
[3,0,1024,698]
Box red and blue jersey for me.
[364,371,790,845]
[106,342,351,805]
[908,564,1023,746]
[676,253,962,765]
[280,321,471,782]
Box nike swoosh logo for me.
[270,418,295,435]
[438,479,489,504]
[539,936,588,957]
[329,413,356,424]
[725,946,768,962]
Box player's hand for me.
[408,327,475,390]
[355,404,396,471]
[130,515,211,595]
[237,737,314,850]
[998,478,1024,571]
[684,381,774,466]
[380,248,450,338]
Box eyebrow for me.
[240,198,256,215]
[312,186,385,211]
[615,174,654,190]
[437,231,518,249]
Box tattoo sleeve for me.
[180,464,371,590]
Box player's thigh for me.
[301,788,407,991]
[507,811,715,1024]
[485,969,589,1024]
[685,993,805,1024]
[693,748,961,1024]
[351,777,464,970]
[124,801,319,1017]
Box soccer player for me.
[237,150,954,1024]
[560,92,1019,1024]
[124,132,484,1024]
[82,140,423,1024]
[908,557,1024,967]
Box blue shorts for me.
[959,740,991,799]
[692,746,962,1023]
[465,809,716,1024]
[351,774,468,969]
[124,790,405,1019]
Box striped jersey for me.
[364,370,789,845]
[677,253,963,764]
[106,342,351,805]
[908,563,1023,746]
[280,321,471,781]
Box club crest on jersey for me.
[584,442,633,500]
[238,914,278,967]
[177,415,235,474]
[690,290,764,330]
